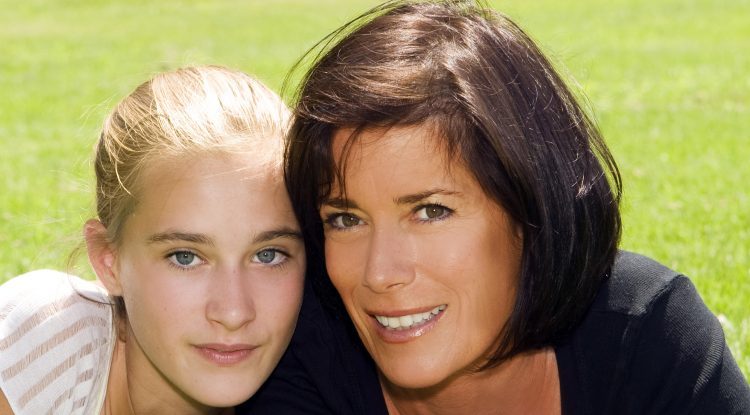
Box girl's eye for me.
[254,249,287,266]
[326,213,363,230]
[415,204,452,221]
[168,251,204,268]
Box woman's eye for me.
[327,213,363,229]
[254,249,287,266]
[168,251,203,268]
[415,204,451,221]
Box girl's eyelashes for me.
[166,250,205,270]
[414,203,453,222]
[252,248,289,267]
[166,247,293,271]
[323,212,363,230]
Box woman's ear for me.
[84,219,122,296]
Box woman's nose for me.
[362,224,416,293]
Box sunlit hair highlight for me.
[95,65,289,244]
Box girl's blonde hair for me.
[94,65,289,244]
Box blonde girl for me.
[0,65,305,414]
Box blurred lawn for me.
[1,0,747,378]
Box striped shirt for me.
[0,270,115,414]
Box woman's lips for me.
[194,343,256,366]
[370,305,447,343]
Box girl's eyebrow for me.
[148,232,214,246]
[253,228,303,244]
[147,228,302,246]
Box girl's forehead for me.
[144,150,279,180]
[128,151,283,216]
[121,152,290,239]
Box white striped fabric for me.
[0,270,115,415]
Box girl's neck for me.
[101,338,134,415]
[381,347,560,415]
[102,338,233,415]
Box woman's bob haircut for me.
[285,0,622,369]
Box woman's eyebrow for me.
[395,189,459,205]
[147,231,214,246]
[322,197,359,210]
[323,189,460,209]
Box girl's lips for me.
[194,344,256,366]
[369,305,446,344]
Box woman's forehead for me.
[330,123,450,162]
[327,126,476,198]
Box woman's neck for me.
[381,348,560,415]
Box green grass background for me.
[1,0,748,379]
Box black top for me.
[240,252,750,414]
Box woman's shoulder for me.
[0,270,116,415]
[589,250,684,315]
[557,251,750,414]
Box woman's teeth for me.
[374,305,446,330]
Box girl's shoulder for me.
[1,270,112,326]
[1,269,108,301]
[0,270,116,415]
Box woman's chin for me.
[378,361,455,392]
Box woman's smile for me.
[370,304,447,343]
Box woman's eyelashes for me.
[323,212,363,230]
[413,203,453,222]
[322,203,454,231]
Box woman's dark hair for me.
[285,0,621,369]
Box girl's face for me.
[320,125,522,390]
[107,153,304,409]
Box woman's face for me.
[110,152,305,408]
[321,125,522,390]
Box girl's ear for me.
[84,219,122,296]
